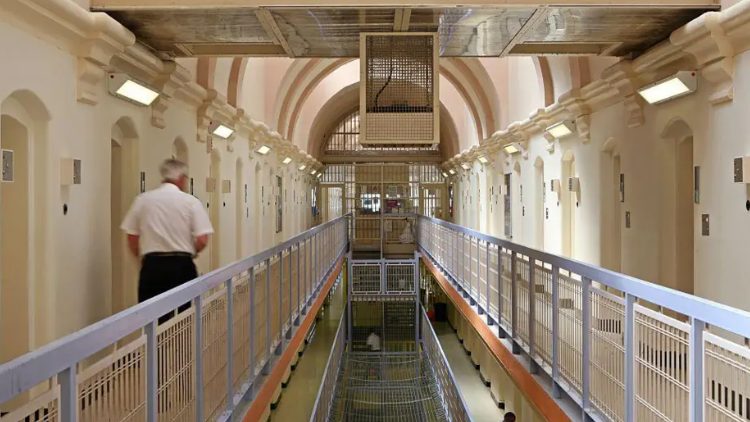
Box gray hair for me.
[160,158,188,182]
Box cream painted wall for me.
[264,58,295,126]
[439,75,479,152]
[0,17,316,349]
[214,58,233,98]
[507,57,543,124]
[241,58,266,121]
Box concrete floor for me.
[434,321,506,422]
[269,281,345,421]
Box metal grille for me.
[351,301,417,353]
[363,34,436,144]
[386,263,415,293]
[325,110,439,154]
[352,263,382,293]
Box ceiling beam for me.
[255,9,295,57]
[92,0,719,10]
[394,8,412,32]
[500,7,549,57]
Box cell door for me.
[420,184,444,219]
[504,173,512,238]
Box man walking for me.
[121,158,213,323]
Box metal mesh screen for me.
[363,34,436,144]
[386,263,415,293]
[351,301,417,353]
[352,263,381,293]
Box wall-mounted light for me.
[209,121,234,139]
[504,144,519,154]
[478,155,488,164]
[637,71,697,105]
[257,145,271,155]
[442,172,448,178]
[282,157,292,164]
[461,163,470,170]
[545,120,576,139]
[298,164,307,171]
[316,173,322,178]
[108,73,160,106]
[311,170,317,175]
[449,169,456,175]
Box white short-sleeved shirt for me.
[366,333,381,351]
[121,183,214,255]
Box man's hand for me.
[127,234,140,257]
[195,234,209,255]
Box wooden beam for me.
[255,8,295,57]
[500,7,549,57]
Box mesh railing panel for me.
[385,263,415,293]
[352,264,381,293]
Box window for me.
[361,193,381,214]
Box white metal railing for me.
[308,312,346,422]
[417,214,750,422]
[420,307,473,422]
[0,215,350,422]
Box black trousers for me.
[138,253,197,325]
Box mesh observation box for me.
[360,33,439,146]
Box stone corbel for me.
[671,12,735,105]
[76,57,107,105]
[601,62,645,127]
[197,89,228,148]
[151,61,191,129]
[560,91,591,144]
[574,114,591,145]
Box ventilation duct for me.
[360,33,439,146]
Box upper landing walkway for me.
[2,214,750,422]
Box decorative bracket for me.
[602,62,645,127]
[151,62,191,128]
[560,91,591,144]
[197,89,228,148]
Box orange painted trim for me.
[420,250,572,422]
[241,254,346,422]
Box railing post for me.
[263,259,271,375]
[511,251,520,354]
[196,295,205,416]
[462,233,468,298]
[296,242,302,322]
[551,265,561,398]
[484,243,490,320]
[288,246,294,335]
[145,321,158,422]
[624,293,635,422]
[582,276,592,420]
[690,318,706,422]
[278,252,284,351]
[59,366,76,422]
[469,236,474,305]
[347,250,353,343]
[529,258,537,374]
[497,247,504,336]
[226,278,234,412]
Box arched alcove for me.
[209,149,221,270]
[0,91,51,381]
[111,117,140,316]
[601,138,622,273]
[561,150,576,258]
[513,161,522,242]
[534,156,545,250]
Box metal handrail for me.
[0,213,351,410]
[309,311,346,422]
[416,214,750,339]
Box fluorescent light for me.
[504,144,519,154]
[282,157,292,164]
[637,71,697,105]
[298,164,307,171]
[311,170,317,175]
[478,156,488,164]
[317,173,322,178]
[449,169,456,175]
[108,74,159,106]
[210,123,234,139]
[546,121,574,139]
[257,145,271,155]
[461,163,470,170]
[442,172,448,178]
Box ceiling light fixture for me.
[257,145,271,155]
[478,156,488,164]
[637,71,697,105]
[108,73,159,106]
[298,164,307,171]
[504,144,519,154]
[209,122,234,139]
[546,120,575,139]
[282,157,292,164]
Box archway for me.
[660,119,694,295]
[209,149,221,270]
[0,91,51,381]
[236,158,245,260]
[172,137,189,193]
[534,157,545,250]
[562,151,576,258]
[111,118,140,315]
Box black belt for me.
[145,252,192,258]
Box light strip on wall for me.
[449,169,456,175]
[311,170,317,175]
[298,164,307,171]
[477,155,488,164]
[108,73,159,106]
[210,122,234,139]
[545,120,575,139]
[442,172,448,178]
[637,71,697,105]
[257,145,271,155]
[461,163,470,170]
[504,144,519,154]
[282,157,292,164]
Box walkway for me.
[434,321,505,422]
[269,280,345,421]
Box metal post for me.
[690,318,706,422]
[145,321,158,422]
[226,278,234,412]
[495,246,502,331]
[485,243,490,319]
[297,242,302,322]
[469,236,475,305]
[581,276,592,420]
[288,246,293,334]
[529,258,537,374]
[196,295,205,415]
[624,293,635,422]
[551,265,561,398]
[313,233,317,291]
[59,366,76,422]
[264,259,271,374]
[414,251,420,347]
[278,252,284,350]
[461,233,467,296]
[511,251,519,354]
